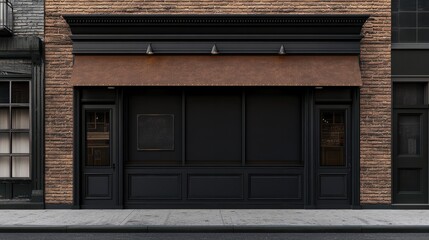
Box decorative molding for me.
[64,14,369,55]
[64,14,369,25]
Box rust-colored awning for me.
[70,55,362,86]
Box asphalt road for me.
[0,233,427,240]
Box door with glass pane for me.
[315,106,352,207]
[81,106,118,208]
[393,110,428,203]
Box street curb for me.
[1,225,429,233]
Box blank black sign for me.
[137,114,174,150]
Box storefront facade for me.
[0,0,44,208]
[43,1,391,209]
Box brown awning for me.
[70,55,362,86]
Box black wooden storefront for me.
[75,87,359,209]
[66,14,367,208]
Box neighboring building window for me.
[392,0,429,42]
[0,80,31,178]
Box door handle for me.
[112,163,116,169]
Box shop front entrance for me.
[77,87,359,209]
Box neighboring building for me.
[392,0,429,206]
[0,0,44,208]
[42,0,391,209]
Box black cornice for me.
[64,14,370,54]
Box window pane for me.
[392,29,400,43]
[86,110,110,166]
[399,13,417,27]
[400,0,417,10]
[393,83,425,106]
[0,108,9,129]
[398,115,421,155]
[12,133,30,154]
[0,157,10,178]
[418,28,429,42]
[0,133,9,153]
[393,0,399,11]
[400,28,418,42]
[12,157,30,178]
[0,82,9,103]
[11,82,29,103]
[418,12,429,27]
[320,110,346,166]
[418,0,429,10]
[12,108,30,129]
[392,13,399,28]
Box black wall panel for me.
[392,50,429,75]
[186,89,242,165]
[127,89,182,164]
[246,89,302,164]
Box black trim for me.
[0,37,42,63]
[64,14,369,55]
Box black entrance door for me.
[315,106,352,207]
[81,105,118,208]
[393,109,428,203]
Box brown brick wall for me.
[45,1,391,205]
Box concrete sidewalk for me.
[1,209,429,233]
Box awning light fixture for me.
[211,44,219,55]
[146,44,154,55]
[279,45,286,55]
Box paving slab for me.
[0,210,428,233]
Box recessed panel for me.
[137,114,174,150]
[398,169,421,192]
[12,183,31,199]
[186,90,242,165]
[249,175,301,199]
[188,175,243,199]
[128,174,181,200]
[127,89,182,164]
[246,89,302,164]
[319,174,347,199]
[85,174,112,199]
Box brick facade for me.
[45,1,391,205]
[10,0,44,37]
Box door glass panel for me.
[86,110,110,166]
[12,108,30,129]
[11,82,29,103]
[12,156,30,178]
[12,133,30,154]
[0,157,10,178]
[320,110,346,166]
[398,115,421,155]
[0,108,9,129]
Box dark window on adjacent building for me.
[393,0,429,42]
[0,80,31,178]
